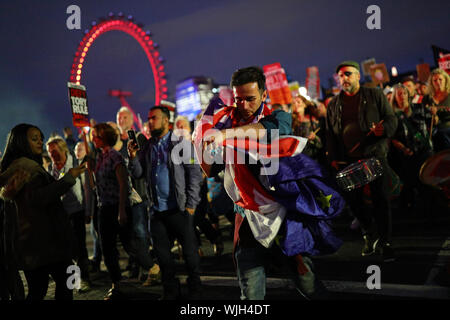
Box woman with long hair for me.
[0,123,86,300]
[424,68,450,152]
[91,123,154,300]
[389,84,433,213]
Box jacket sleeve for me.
[184,142,204,210]
[259,109,293,141]
[325,101,339,162]
[23,173,76,208]
[128,142,149,179]
[378,90,398,138]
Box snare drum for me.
[336,158,384,192]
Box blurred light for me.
[391,66,398,77]
[299,87,308,97]
[76,75,81,81]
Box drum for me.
[336,158,384,192]
[419,149,450,199]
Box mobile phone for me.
[127,130,140,150]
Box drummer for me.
[325,61,398,262]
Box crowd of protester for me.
[0,65,448,300]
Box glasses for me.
[339,71,354,77]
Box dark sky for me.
[0,0,449,151]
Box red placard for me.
[68,82,89,128]
[263,63,292,105]
[438,54,450,75]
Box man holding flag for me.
[193,66,345,300]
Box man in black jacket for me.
[326,61,398,262]
[128,106,203,299]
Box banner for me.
[263,63,292,105]
[416,63,431,82]
[369,63,390,84]
[288,81,300,97]
[306,66,320,100]
[68,82,89,128]
[361,58,376,77]
[431,45,450,70]
[438,54,450,75]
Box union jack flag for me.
[193,97,344,256]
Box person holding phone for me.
[128,106,203,300]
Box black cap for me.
[336,61,360,73]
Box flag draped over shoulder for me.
[193,97,345,256]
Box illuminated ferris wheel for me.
[68,12,168,105]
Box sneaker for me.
[361,235,376,256]
[213,240,224,256]
[103,287,127,301]
[77,280,92,293]
[382,243,396,262]
[142,264,162,287]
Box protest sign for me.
[68,82,89,127]
[263,63,292,105]
[369,63,390,85]
[306,66,320,100]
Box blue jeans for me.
[235,242,327,300]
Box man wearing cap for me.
[325,61,398,262]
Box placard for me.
[416,63,431,82]
[68,82,89,128]
[369,63,390,84]
[438,54,450,75]
[263,62,292,105]
[361,58,376,77]
[306,66,320,100]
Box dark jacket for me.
[128,131,203,212]
[0,157,75,271]
[326,86,398,161]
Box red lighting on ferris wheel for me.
[68,13,168,104]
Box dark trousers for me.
[343,157,393,243]
[69,210,89,281]
[151,209,201,294]
[98,205,154,283]
[23,262,73,301]
[90,205,102,267]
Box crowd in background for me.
[0,66,449,300]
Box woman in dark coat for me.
[0,123,86,300]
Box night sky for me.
[0,0,449,152]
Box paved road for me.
[21,206,450,302]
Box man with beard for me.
[326,61,398,262]
[127,106,203,300]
